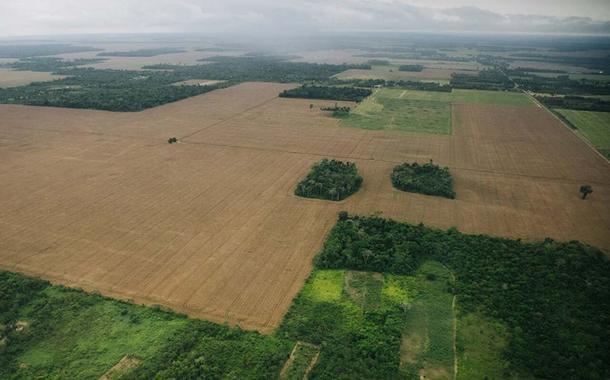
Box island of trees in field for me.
[391,161,455,199]
[279,85,372,102]
[398,64,424,72]
[295,159,363,201]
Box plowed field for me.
[1,83,608,332]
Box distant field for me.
[555,109,610,158]
[0,69,63,87]
[342,88,452,134]
[528,72,610,82]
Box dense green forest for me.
[0,44,100,58]
[536,95,610,112]
[450,69,514,91]
[295,159,363,201]
[279,85,372,102]
[366,59,390,65]
[398,64,424,72]
[511,72,610,95]
[97,48,186,57]
[391,161,455,199]
[315,214,610,379]
[0,67,227,112]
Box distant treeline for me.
[366,59,390,66]
[450,69,514,91]
[0,44,100,58]
[279,85,372,102]
[537,95,610,112]
[510,71,610,96]
[97,48,187,57]
[0,57,104,72]
[398,64,424,72]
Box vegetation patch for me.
[0,271,291,379]
[295,159,363,201]
[398,64,424,72]
[0,44,100,58]
[391,161,455,199]
[279,85,371,102]
[344,271,383,309]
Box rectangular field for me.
[0,82,609,333]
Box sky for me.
[1,0,609,37]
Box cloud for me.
[0,0,609,37]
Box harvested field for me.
[0,82,609,333]
[0,68,64,87]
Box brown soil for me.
[0,82,608,333]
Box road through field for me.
[0,82,608,332]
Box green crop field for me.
[340,88,532,134]
[555,109,610,159]
[341,88,452,134]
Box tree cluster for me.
[391,161,455,199]
[536,95,610,112]
[295,159,363,201]
[279,85,372,102]
[450,69,514,91]
[398,64,424,72]
[314,214,610,379]
[97,48,186,57]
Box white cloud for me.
[0,0,608,37]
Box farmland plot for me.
[0,82,608,333]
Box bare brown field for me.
[0,83,608,333]
[0,68,64,87]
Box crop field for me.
[0,68,64,87]
[555,109,610,159]
[0,81,609,336]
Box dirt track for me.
[1,82,608,332]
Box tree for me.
[580,185,593,199]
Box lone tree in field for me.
[167,137,178,144]
[580,185,593,199]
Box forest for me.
[450,69,514,91]
[398,64,424,72]
[511,72,610,95]
[295,159,363,201]
[391,161,455,199]
[279,85,371,102]
[314,214,610,379]
[0,57,104,72]
[536,95,610,112]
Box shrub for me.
[295,159,363,201]
[391,161,455,199]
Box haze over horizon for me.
[1,0,610,38]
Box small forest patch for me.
[295,159,363,201]
[391,161,455,199]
